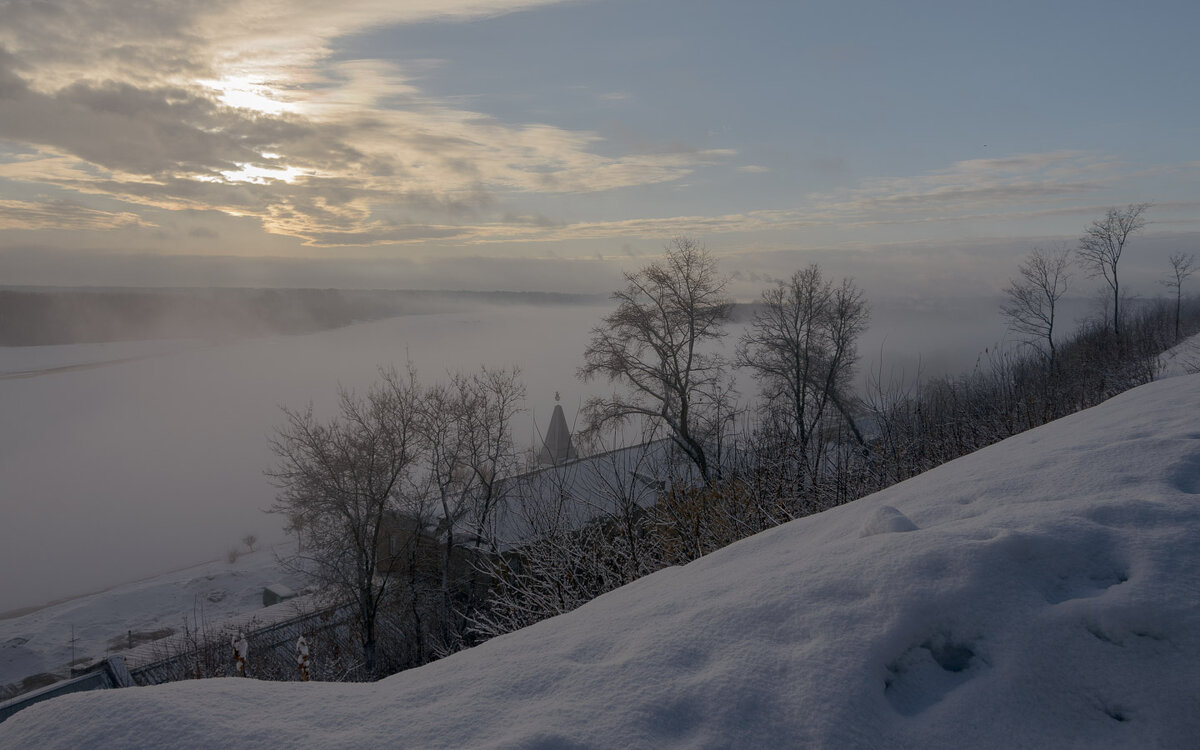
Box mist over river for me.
[0,294,1051,613]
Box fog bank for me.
[0,294,1091,613]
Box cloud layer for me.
[0,0,734,245]
[0,0,1194,265]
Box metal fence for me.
[0,602,348,725]
[0,656,133,724]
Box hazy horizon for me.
[0,287,1118,614]
[1,0,1197,294]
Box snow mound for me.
[4,375,1200,749]
[859,505,918,537]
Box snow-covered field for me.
[0,544,304,690]
[3,368,1197,747]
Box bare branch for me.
[736,264,869,481]
[579,237,734,482]
[266,375,423,675]
[1076,203,1150,336]
[1162,252,1196,343]
[1001,245,1072,365]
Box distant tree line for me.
[0,288,598,346]
[0,288,391,345]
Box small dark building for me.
[262,583,297,607]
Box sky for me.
[1,0,1198,297]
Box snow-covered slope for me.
[4,374,1200,749]
[1159,333,1200,378]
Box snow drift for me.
[3,374,1200,749]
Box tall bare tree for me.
[1162,252,1196,343]
[1077,203,1150,336]
[737,265,868,480]
[579,237,733,483]
[267,373,423,676]
[1001,245,1072,366]
[459,367,526,553]
[415,365,524,650]
[449,367,524,645]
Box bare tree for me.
[418,378,475,639]
[1001,245,1072,366]
[579,237,734,483]
[1077,203,1150,336]
[416,366,524,650]
[1162,252,1196,343]
[737,265,869,480]
[267,373,423,676]
[459,367,526,553]
[448,367,525,645]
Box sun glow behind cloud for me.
[0,0,748,247]
[218,162,311,185]
[201,76,301,116]
[0,0,1195,262]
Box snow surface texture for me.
[4,374,1200,748]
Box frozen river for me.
[0,296,1019,613]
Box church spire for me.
[538,399,577,466]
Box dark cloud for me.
[0,66,286,176]
[0,47,28,96]
[0,0,217,79]
[0,4,747,248]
